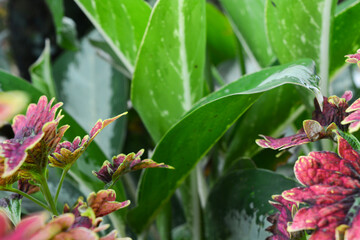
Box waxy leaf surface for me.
[220,0,275,67]
[131,0,206,142]
[74,0,151,73]
[128,59,320,232]
[204,169,298,240]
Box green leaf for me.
[131,0,206,142]
[0,195,22,226]
[127,59,320,233]
[206,3,236,65]
[45,0,79,50]
[220,0,275,67]
[0,70,128,235]
[74,0,151,73]
[225,85,303,167]
[53,31,128,158]
[266,0,337,93]
[29,40,57,99]
[204,169,298,239]
[58,17,79,51]
[330,0,360,77]
[89,39,131,79]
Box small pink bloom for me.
[280,137,360,239]
[257,92,351,151]
[345,49,360,68]
[0,96,68,179]
[93,149,174,186]
[49,113,126,169]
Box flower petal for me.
[282,185,355,205]
[49,113,126,169]
[345,210,360,240]
[294,154,360,188]
[256,133,310,150]
[53,228,98,240]
[87,190,130,218]
[29,213,75,240]
[289,204,348,232]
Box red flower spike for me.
[345,49,360,68]
[0,96,68,178]
[93,149,174,186]
[87,189,130,218]
[280,137,360,239]
[266,195,301,240]
[49,113,126,169]
[257,92,351,151]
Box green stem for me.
[54,168,68,204]
[6,187,51,212]
[235,35,246,76]
[39,175,58,216]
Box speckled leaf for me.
[220,0,275,67]
[266,0,337,91]
[131,0,206,142]
[53,31,128,158]
[330,1,360,77]
[74,0,151,73]
[204,169,298,240]
[128,59,320,233]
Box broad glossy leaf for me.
[29,40,56,99]
[206,3,236,65]
[225,85,302,168]
[127,59,320,232]
[0,70,128,235]
[266,0,337,91]
[53,31,128,158]
[74,0,151,73]
[220,0,275,67]
[330,1,360,77]
[204,169,298,240]
[131,0,206,142]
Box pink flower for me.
[0,96,68,180]
[280,137,360,239]
[93,149,174,187]
[345,49,360,68]
[257,92,352,150]
[49,113,126,169]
